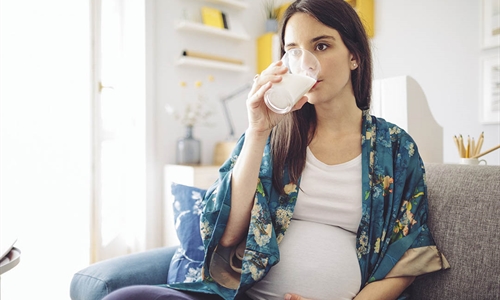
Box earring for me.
[353,63,357,68]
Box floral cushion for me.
[167,183,206,284]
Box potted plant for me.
[264,0,279,32]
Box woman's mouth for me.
[311,80,321,90]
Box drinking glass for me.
[264,49,321,114]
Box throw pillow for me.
[167,183,207,284]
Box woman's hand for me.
[246,60,308,134]
[284,293,312,300]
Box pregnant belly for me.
[246,219,361,300]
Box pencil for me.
[472,144,500,159]
[471,137,475,158]
[453,135,461,157]
[459,135,465,158]
[466,135,470,158]
[475,132,484,157]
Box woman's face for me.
[283,12,357,106]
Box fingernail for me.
[284,294,291,300]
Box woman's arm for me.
[219,127,271,247]
[219,60,310,247]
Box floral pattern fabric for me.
[167,183,207,285]
[167,111,448,299]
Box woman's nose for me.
[300,52,317,70]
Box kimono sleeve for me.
[197,133,280,299]
[199,134,245,253]
[371,131,450,281]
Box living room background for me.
[0,0,498,299]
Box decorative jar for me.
[176,125,201,165]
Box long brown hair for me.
[270,0,372,194]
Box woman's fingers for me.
[245,59,296,131]
[284,293,312,300]
[248,61,288,97]
[247,81,273,108]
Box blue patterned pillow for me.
[167,183,206,284]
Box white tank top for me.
[246,148,362,300]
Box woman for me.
[104,0,449,299]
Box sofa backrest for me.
[410,163,500,299]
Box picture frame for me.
[481,0,500,49]
[480,55,500,124]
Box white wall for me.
[371,0,499,165]
[0,0,91,299]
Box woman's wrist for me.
[245,127,272,143]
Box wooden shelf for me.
[191,0,248,10]
[175,20,249,41]
[176,56,248,72]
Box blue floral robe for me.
[169,111,449,299]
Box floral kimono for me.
[169,111,449,299]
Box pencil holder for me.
[459,158,487,165]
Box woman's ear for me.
[350,56,358,70]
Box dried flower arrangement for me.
[165,75,215,127]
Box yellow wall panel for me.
[345,0,374,38]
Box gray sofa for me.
[70,163,500,300]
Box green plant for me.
[263,0,278,20]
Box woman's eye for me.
[316,43,328,51]
[288,49,302,57]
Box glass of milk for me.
[264,49,321,114]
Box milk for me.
[265,73,316,114]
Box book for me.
[221,12,228,29]
[182,50,243,65]
[201,7,226,29]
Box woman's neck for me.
[313,98,363,136]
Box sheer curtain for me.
[91,0,149,262]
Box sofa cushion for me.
[167,183,206,284]
[410,163,500,299]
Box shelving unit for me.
[175,0,250,72]
[190,0,248,10]
[175,20,250,41]
[176,56,248,72]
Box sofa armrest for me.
[70,246,178,300]
[410,164,500,299]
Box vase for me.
[266,18,278,32]
[176,126,201,165]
